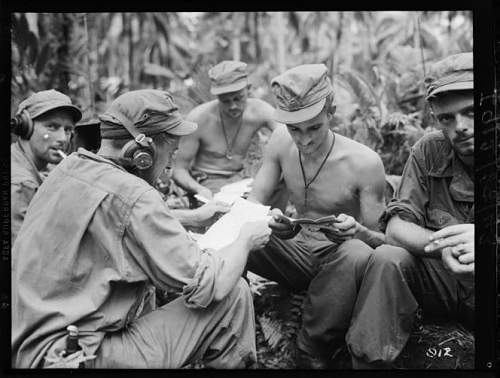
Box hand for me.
[241,219,272,251]
[196,186,214,202]
[195,200,231,226]
[441,247,474,276]
[424,224,474,261]
[319,213,357,243]
[268,208,301,240]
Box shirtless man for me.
[172,60,286,207]
[246,64,387,368]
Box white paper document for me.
[212,178,254,206]
[196,197,270,250]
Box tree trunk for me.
[56,13,72,94]
[253,12,261,63]
[123,13,134,88]
[275,12,285,73]
[232,12,241,61]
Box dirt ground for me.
[251,276,474,370]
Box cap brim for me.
[273,98,326,124]
[76,120,100,129]
[426,81,473,99]
[166,120,198,136]
[32,103,83,123]
[210,80,248,96]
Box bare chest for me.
[281,155,361,217]
[200,117,260,156]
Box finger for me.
[215,205,231,213]
[269,222,291,231]
[458,252,474,264]
[319,227,340,235]
[320,229,348,242]
[215,200,232,207]
[442,250,473,275]
[334,222,356,231]
[451,242,472,256]
[429,224,473,241]
[336,213,348,222]
[326,227,355,236]
[450,246,463,257]
[269,208,284,217]
[424,235,468,252]
[435,234,470,249]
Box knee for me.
[372,244,415,270]
[338,239,374,266]
[227,278,253,305]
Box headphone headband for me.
[107,110,152,147]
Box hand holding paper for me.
[197,197,271,251]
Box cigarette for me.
[56,150,67,159]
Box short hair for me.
[321,93,335,114]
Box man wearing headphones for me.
[10,89,82,243]
[12,89,271,368]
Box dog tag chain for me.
[299,132,336,208]
[219,110,243,160]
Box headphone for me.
[110,110,156,171]
[11,109,34,140]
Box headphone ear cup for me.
[132,149,154,170]
[121,138,155,170]
[11,110,34,140]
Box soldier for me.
[246,64,387,368]
[173,60,287,209]
[12,89,271,368]
[10,90,82,243]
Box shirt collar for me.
[76,148,128,172]
[12,141,45,185]
[428,138,473,202]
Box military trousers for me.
[247,236,474,368]
[88,278,256,369]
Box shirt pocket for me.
[425,207,459,230]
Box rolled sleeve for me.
[379,149,428,231]
[182,248,223,308]
[125,189,222,308]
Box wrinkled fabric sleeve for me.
[379,147,429,232]
[124,189,223,309]
[11,181,37,245]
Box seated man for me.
[10,89,82,243]
[11,89,272,369]
[357,52,474,368]
[172,60,287,209]
[246,64,387,368]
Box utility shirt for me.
[10,141,46,244]
[380,130,474,230]
[12,148,222,368]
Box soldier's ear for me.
[327,105,336,119]
[428,103,437,122]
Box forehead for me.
[429,90,474,114]
[217,88,247,101]
[286,109,327,129]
